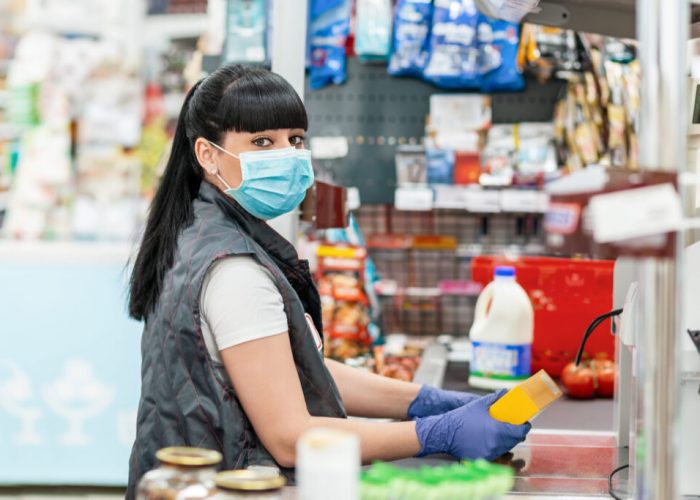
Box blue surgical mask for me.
[209,141,315,220]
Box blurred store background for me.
[0,0,667,497]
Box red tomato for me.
[561,362,596,399]
[592,360,616,398]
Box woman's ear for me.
[194,137,219,175]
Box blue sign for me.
[0,255,142,485]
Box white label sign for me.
[588,183,683,243]
[464,189,501,213]
[500,189,549,213]
[395,187,434,211]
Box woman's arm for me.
[220,333,421,467]
[324,358,420,420]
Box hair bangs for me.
[217,70,308,134]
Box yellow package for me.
[489,370,562,425]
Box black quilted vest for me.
[126,182,347,498]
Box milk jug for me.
[469,265,534,390]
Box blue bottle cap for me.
[494,266,516,278]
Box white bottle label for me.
[471,341,531,380]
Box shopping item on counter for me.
[489,369,563,425]
[361,460,514,499]
[387,0,434,77]
[477,15,524,92]
[317,244,372,361]
[423,0,480,89]
[136,447,222,500]
[308,0,353,89]
[355,0,393,61]
[297,428,360,500]
[469,266,534,390]
[223,0,268,64]
[213,469,286,499]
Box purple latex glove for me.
[415,389,531,461]
[407,385,481,419]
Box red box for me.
[471,256,615,377]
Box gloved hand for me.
[407,385,481,419]
[415,390,531,461]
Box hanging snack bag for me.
[355,0,393,61]
[423,0,480,89]
[317,244,373,361]
[478,15,524,92]
[388,0,434,77]
[308,0,353,90]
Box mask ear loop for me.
[207,140,240,191]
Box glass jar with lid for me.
[136,446,223,500]
[210,469,287,499]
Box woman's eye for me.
[253,137,272,147]
[290,135,305,146]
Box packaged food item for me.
[355,0,393,61]
[423,0,480,89]
[488,369,562,425]
[395,145,427,186]
[388,0,434,77]
[477,15,524,92]
[210,469,285,499]
[426,145,455,185]
[308,0,353,89]
[317,244,372,361]
[361,460,514,499]
[136,447,223,500]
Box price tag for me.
[310,136,349,159]
[588,183,683,243]
[394,187,434,211]
[500,190,549,213]
[464,189,501,213]
[434,185,468,209]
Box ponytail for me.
[128,82,202,320]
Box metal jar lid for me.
[156,447,223,467]
[215,470,286,491]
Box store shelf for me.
[524,0,635,39]
[144,13,208,40]
[394,186,550,214]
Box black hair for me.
[128,64,308,321]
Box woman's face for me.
[195,128,306,190]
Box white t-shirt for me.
[200,256,289,380]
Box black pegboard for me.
[305,57,564,204]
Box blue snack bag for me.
[426,147,455,184]
[388,0,434,77]
[478,15,524,92]
[355,0,393,61]
[423,0,480,89]
[309,0,353,90]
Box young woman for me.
[126,64,530,497]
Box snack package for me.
[388,0,434,77]
[308,0,353,90]
[478,15,524,92]
[423,0,480,89]
[317,244,372,361]
[426,146,455,185]
[355,0,393,61]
